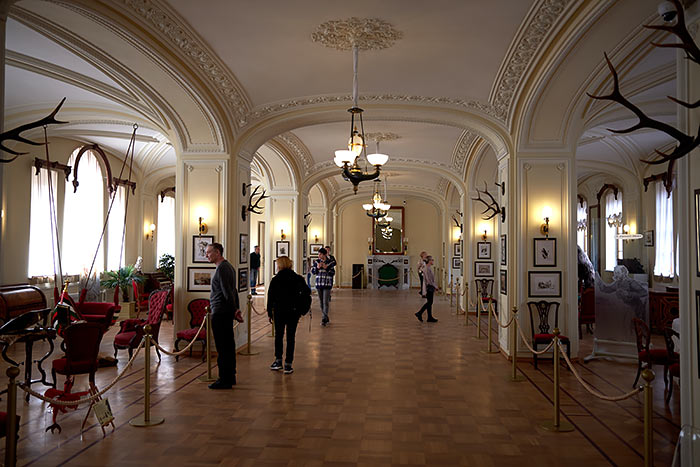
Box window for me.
[28,168,58,277]
[577,199,588,254]
[63,148,104,275]
[654,181,675,278]
[157,195,175,260]
[107,186,126,271]
[604,191,622,271]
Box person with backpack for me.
[266,256,311,374]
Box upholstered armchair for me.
[174,298,209,361]
[113,288,168,361]
[58,292,119,334]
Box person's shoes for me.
[208,379,233,390]
[427,317,438,323]
[415,312,423,322]
[251,291,257,295]
[321,321,327,327]
[284,363,294,374]
[270,360,283,371]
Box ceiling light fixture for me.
[363,178,390,219]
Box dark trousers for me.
[211,311,236,382]
[419,273,424,295]
[274,316,299,363]
[417,288,434,319]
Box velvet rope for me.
[516,322,556,355]
[152,316,208,356]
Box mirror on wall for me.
[372,207,404,254]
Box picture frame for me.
[238,268,248,292]
[696,290,700,378]
[500,235,507,266]
[187,267,216,292]
[303,239,307,259]
[452,257,461,270]
[453,242,462,257]
[477,241,491,259]
[695,189,700,277]
[192,235,214,263]
[644,230,655,248]
[528,271,562,298]
[310,243,323,256]
[303,259,308,275]
[239,233,248,264]
[533,238,557,267]
[276,241,290,258]
[500,270,507,295]
[474,261,494,277]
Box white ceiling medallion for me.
[311,17,403,51]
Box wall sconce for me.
[198,217,208,236]
[314,234,319,243]
[146,223,156,241]
[481,230,487,241]
[280,229,286,240]
[540,206,552,238]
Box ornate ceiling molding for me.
[312,17,403,51]
[490,0,572,124]
[364,132,400,143]
[274,132,315,177]
[450,130,478,173]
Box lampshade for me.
[542,206,553,220]
[333,155,345,167]
[335,149,355,165]
[366,152,389,166]
[362,203,373,211]
[377,202,391,211]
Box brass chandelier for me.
[363,178,390,219]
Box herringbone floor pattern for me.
[0,288,679,466]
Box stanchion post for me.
[239,294,259,356]
[642,369,655,467]
[475,292,482,338]
[130,325,164,427]
[464,282,469,326]
[509,306,525,382]
[5,367,19,467]
[540,328,573,432]
[481,299,499,354]
[199,309,215,382]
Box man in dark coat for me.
[250,245,261,294]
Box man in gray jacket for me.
[206,242,243,389]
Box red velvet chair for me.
[663,327,680,403]
[174,299,209,361]
[58,292,119,334]
[578,286,595,338]
[527,300,571,369]
[632,318,673,388]
[132,281,150,318]
[113,288,168,361]
[475,279,496,314]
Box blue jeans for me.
[317,287,331,322]
[250,268,259,289]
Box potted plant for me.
[158,254,175,282]
[101,265,145,318]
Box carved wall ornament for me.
[364,132,401,143]
[312,17,403,51]
[451,130,477,172]
[276,133,315,176]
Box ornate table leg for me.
[1,342,20,367]
[35,336,54,387]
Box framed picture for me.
[500,235,507,266]
[303,259,308,275]
[238,268,248,292]
[187,267,215,292]
[533,238,556,267]
[528,271,562,298]
[276,241,290,258]
[310,243,323,256]
[192,235,214,263]
[452,257,461,269]
[474,261,494,277]
[477,242,491,259]
[239,233,248,264]
[303,239,307,259]
[644,230,655,248]
[696,290,700,378]
[695,189,700,277]
[453,242,462,257]
[500,270,507,295]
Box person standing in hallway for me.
[206,242,244,389]
[417,251,427,297]
[312,247,335,326]
[250,245,261,294]
[267,256,311,374]
[416,255,438,323]
[324,245,336,300]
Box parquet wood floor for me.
[0,288,679,466]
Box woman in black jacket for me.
[266,256,310,374]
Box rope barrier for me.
[489,301,515,328]
[250,301,266,316]
[377,275,401,282]
[351,270,362,279]
[557,340,642,401]
[515,321,555,355]
[153,317,207,356]
[18,338,145,407]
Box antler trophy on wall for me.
[472,181,505,223]
[0,98,68,163]
[242,185,269,221]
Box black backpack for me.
[292,274,312,316]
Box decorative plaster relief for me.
[451,130,477,172]
[276,133,314,176]
[364,132,400,143]
[311,17,402,51]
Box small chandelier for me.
[363,179,390,219]
[606,212,622,228]
[333,45,388,192]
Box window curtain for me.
[157,195,175,261]
[577,200,588,254]
[605,191,622,271]
[654,181,675,278]
[107,185,126,271]
[28,167,58,278]
[63,149,104,275]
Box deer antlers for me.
[248,185,269,214]
[472,181,505,222]
[0,98,68,163]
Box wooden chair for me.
[632,318,673,388]
[527,300,570,369]
[474,279,495,314]
[114,288,168,361]
[132,281,150,318]
[663,327,680,404]
[174,299,209,361]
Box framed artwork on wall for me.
[276,241,290,258]
[239,233,248,264]
[500,235,507,266]
[238,268,248,292]
[187,267,215,292]
[453,242,462,257]
[310,243,323,256]
[474,261,494,277]
[533,238,556,267]
[192,235,214,263]
[528,271,562,298]
[644,230,655,247]
[303,239,307,259]
[452,257,461,270]
[500,270,507,295]
[476,242,491,259]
